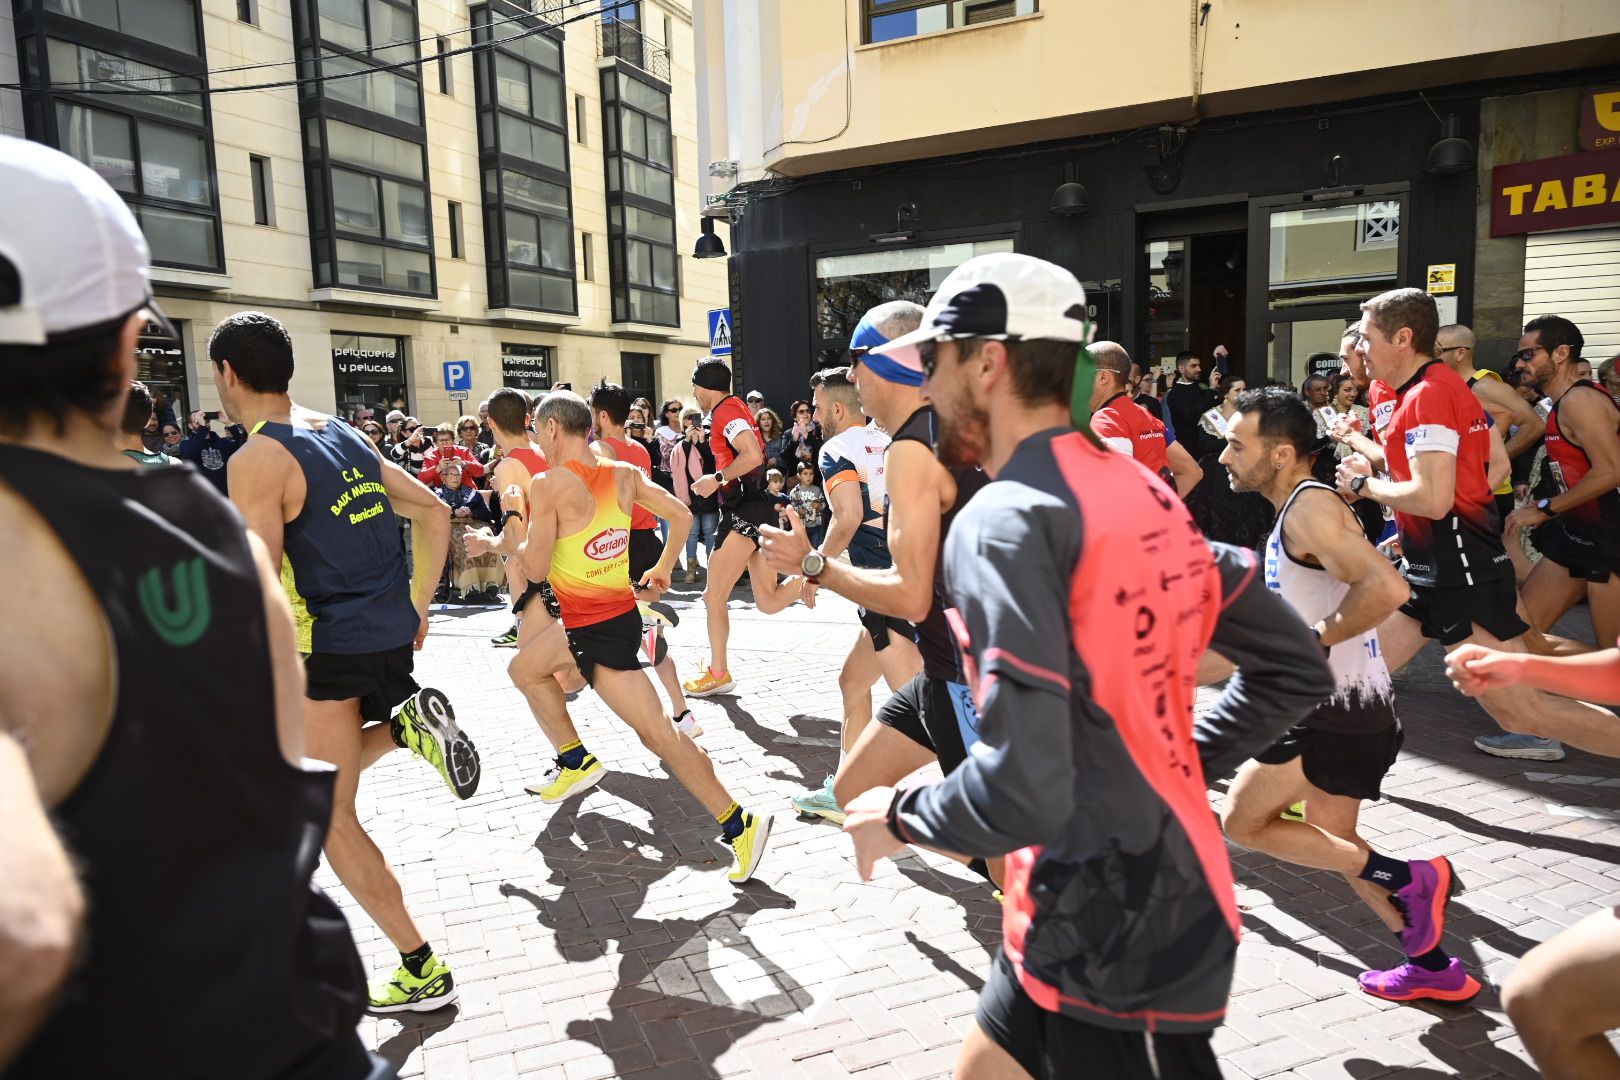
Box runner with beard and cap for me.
[840,252,1333,1080]
[760,303,992,878]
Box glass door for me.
[1142,238,1188,378]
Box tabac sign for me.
[1580,88,1620,151]
[1490,147,1620,237]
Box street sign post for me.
[442,360,472,392]
[707,308,733,356]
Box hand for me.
[691,475,720,497]
[758,507,813,577]
[1444,643,1523,697]
[1329,414,1363,443]
[1335,454,1372,499]
[1214,345,1229,359]
[454,506,471,518]
[465,528,496,556]
[414,612,430,651]
[1377,533,1403,561]
[189,410,206,431]
[842,785,906,881]
[1504,506,1549,533]
[1514,483,1530,502]
[638,565,672,594]
[799,577,819,609]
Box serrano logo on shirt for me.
[584,528,629,561]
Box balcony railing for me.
[598,19,670,82]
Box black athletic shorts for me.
[513,578,561,619]
[1495,493,1516,527]
[304,644,418,727]
[565,608,643,687]
[1400,577,1528,646]
[1534,520,1620,584]
[1254,720,1404,801]
[876,672,978,775]
[718,496,775,547]
[858,605,916,652]
[629,528,663,582]
[976,950,1221,1080]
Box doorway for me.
[1139,205,1249,382]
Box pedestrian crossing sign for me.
[708,308,733,356]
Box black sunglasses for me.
[1512,345,1548,365]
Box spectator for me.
[148,389,177,431]
[390,416,429,473]
[670,408,718,581]
[1131,362,1164,420]
[1322,373,1370,460]
[745,389,765,415]
[783,398,822,480]
[454,414,488,485]
[1301,372,1332,413]
[1209,368,1225,393]
[756,407,786,475]
[158,421,183,456]
[385,408,406,446]
[1165,350,1213,444]
[177,409,244,494]
[475,399,494,448]
[360,418,386,449]
[1199,377,1247,452]
[432,459,500,604]
[766,467,789,526]
[1185,376,1276,549]
[419,422,486,487]
[117,380,177,467]
[654,398,685,486]
[1599,354,1620,404]
[787,460,827,547]
[140,410,164,454]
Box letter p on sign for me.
[443,361,471,392]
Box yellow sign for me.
[1426,263,1456,295]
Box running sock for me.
[557,740,588,770]
[400,942,435,978]
[717,802,746,840]
[1400,941,1451,972]
[1358,851,1412,893]
[674,710,692,725]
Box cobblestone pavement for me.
[325,577,1620,1079]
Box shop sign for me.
[1580,88,1620,152]
[1490,147,1620,237]
[1425,263,1456,295]
[331,334,404,380]
[501,343,551,388]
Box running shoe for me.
[1474,732,1565,760]
[1281,802,1306,822]
[641,600,679,628]
[675,710,703,738]
[526,753,605,804]
[725,811,773,884]
[367,955,457,1014]
[392,688,480,800]
[1393,856,1458,957]
[1358,958,1480,1003]
[791,775,845,824]
[491,624,519,648]
[684,666,736,697]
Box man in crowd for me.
[1165,348,1213,445]
[514,390,772,883]
[745,389,766,414]
[1336,290,1620,763]
[1503,315,1620,660]
[1130,360,1165,420]
[1302,373,1332,414]
[477,398,495,449]
[179,408,245,494]
[1089,340,1203,496]
[117,380,177,467]
[843,252,1333,1079]
[216,310,478,1014]
[0,135,386,1077]
[1218,388,1481,1003]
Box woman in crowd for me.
[670,408,719,582]
[360,418,386,450]
[757,407,787,477]
[1319,372,1369,458]
[783,399,822,482]
[432,460,501,604]
[654,398,685,486]
[390,416,430,475]
[455,415,489,486]
[787,461,827,549]
[1198,376,1246,452]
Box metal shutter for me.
[964,0,1017,25]
[1524,227,1620,357]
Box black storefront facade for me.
[721,79,1585,409]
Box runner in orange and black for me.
[518,389,772,882]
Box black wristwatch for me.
[1349,475,1368,496]
[712,470,725,485]
[1536,497,1558,518]
[884,786,908,841]
[501,509,523,524]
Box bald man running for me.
[1088,340,1203,496]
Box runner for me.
[1087,340,1203,495]
[464,388,601,802]
[1335,289,1620,764]
[213,310,477,1015]
[1504,315,1620,654]
[588,379,699,737]
[1217,387,1480,1003]
[683,358,781,697]
[0,137,383,1076]
[116,379,178,467]
[517,390,772,882]
[841,252,1333,1079]
[760,302,995,886]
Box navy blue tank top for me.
[253,417,419,655]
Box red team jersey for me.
[1369,360,1508,587]
[708,395,766,498]
[601,435,656,531]
[1543,381,1620,539]
[1091,392,1170,477]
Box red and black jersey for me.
[1091,392,1170,479]
[1370,360,1509,587]
[1544,380,1620,538]
[708,395,765,499]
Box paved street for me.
[327,579,1620,1080]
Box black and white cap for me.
[871,252,1089,358]
[0,134,178,346]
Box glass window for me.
[46,40,204,127]
[47,0,199,55]
[814,238,1014,342]
[335,239,430,292]
[623,206,673,244]
[540,217,570,271]
[628,288,676,325]
[326,119,424,180]
[616,74,668,119]
[621,159,673,203]
[509,268,573,311]
[652,245,676,290]
[137,122,211,206]
[502,170,568,216]
[332,167,381,236]
[1268,317,1355,388]
[506,210,538,266]
[55,102,134,192]
[368,0,416,60]
[1268,201,1400,308]
[645,117,671,167]
[530,68,564,126]
[382,178,427,245]
[495,53,531,114]
[621,110,646,158]
[498,114,566,170]
[319,0,367,49]
[136,205,217,266]
[323,54,421,124]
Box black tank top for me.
[888,407,989,681]
[0,445,372,1080]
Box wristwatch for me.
[801,549,827,583]
[1537,497,1558,518]
[1349,474,1368,496]
[711,470,725,485]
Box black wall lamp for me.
[693,215,728,258]
[1050,164,1089,216]
[1420,94,1474,176]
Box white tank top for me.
[1264,480,1399,734]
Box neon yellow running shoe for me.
[392,688,480,800]
[725,810,773,884]
[526,753,606,804]
[367,955,457,1014]
[1281,802,1306,822]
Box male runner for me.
[517,390,772,882]
[1336,289,1620,764]
[588,379,699,737]
[1218,388,1480,1003]
[215,311,476,1014]
[683,358,780,696]
[0,138,383,1076]
[1437,322,1544,579]
[1088,340,1203,495]
[116,380,178,467]
[1505,315,1620,653]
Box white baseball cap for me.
[872,252,1089,358]
[0,134,177,346]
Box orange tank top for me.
[549,458,636,628]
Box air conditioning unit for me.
[708,159,739,178]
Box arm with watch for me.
[1335,447,1458,522]
[462,457,532,558]
[1503,386,1620,534]
[689,425,764,499]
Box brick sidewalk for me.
[327,584,1620,1079]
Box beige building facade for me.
[5,0,727,426]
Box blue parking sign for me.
[443,360,472,392]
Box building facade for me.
[3,0,726,425]
[694,0,1620,409]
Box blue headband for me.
[850,320,892,353]
[857,349,926,387]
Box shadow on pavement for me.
[372,1003,462,1074]
[709,695,839,788]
